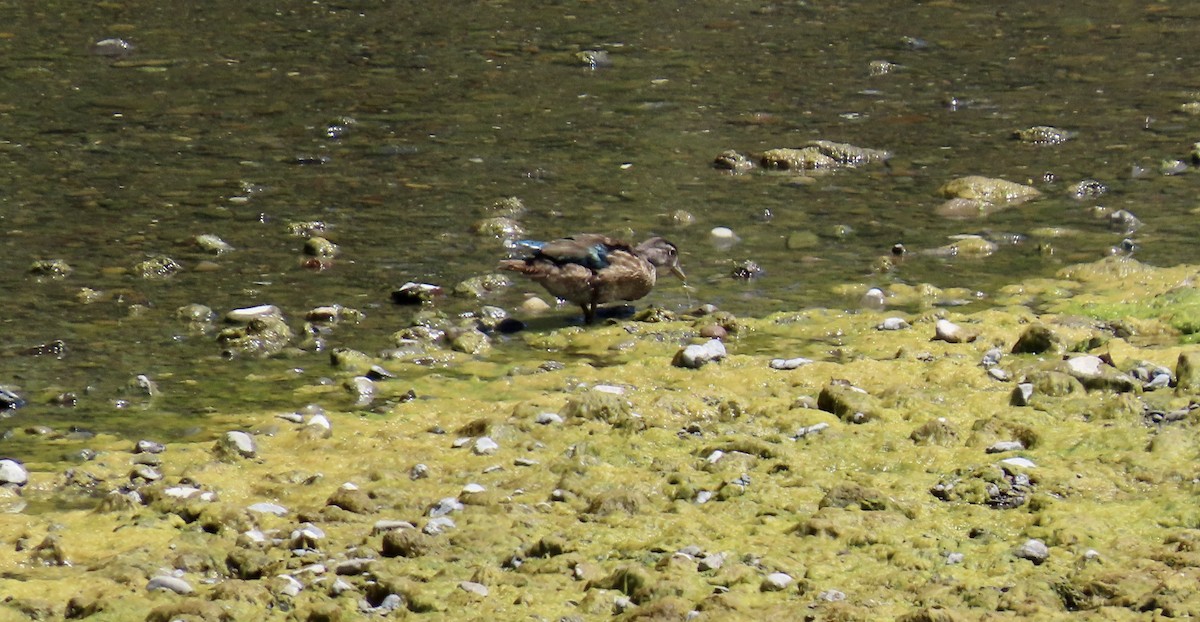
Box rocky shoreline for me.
[2,256,1200,621]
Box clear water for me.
[2,0,1199,452]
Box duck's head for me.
[636,237,686,280]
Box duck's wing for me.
[534,234,631,271]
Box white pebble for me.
[710,226,736,239]
[147,575,194,595]
[473,437,499,455]
[0,459,28,486]
[762,572,794,591]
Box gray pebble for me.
[535,412,564,425]
[473,437,499,455]
[458,581,489,597]
[277,574,303,597]
[818,589,846,602]
[371,520,416,535]
[987,367,1011,381]
[135,439,165,454]
[769,357,813,370]
[0,459,29,486]
[794,422,830,439]
[945,552,965,564]
[980,347,1004,367]
[345,376,375,407]
[146,575,193,595]
[410,463,429,480]
[427,497,464,517]
[1011,383,1034,406]
[699,553,726,571]
[423,516,456,534]
[876,317,909,331]
[986,441,1025,454]
[1015,538,1049,564]
[762,572,793,591]
[673,339,727,369]
[1000,456,1036,469]
[220,431,257,458]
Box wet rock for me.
[1012,125,1075,145]
[0,459,28,486]
[90,38,135,58]
[1011,324,1062,354]
[454,273,510,298]
[225,304,282,323]
[193,234,234,255]
[939,176,1041,205]
[673,339,727,368]
[1070,179,1107,200]
[133,255,182,279]
[1015,538,1049,564]
[177,304,215,325]
[327,482,375,514]
[817,382,883,424]
[448,327,491,354]
[474,216,524,239]
[147,575,194,595]
[713,149,755,173]
[731,260,763,280]
[391,282,443,305]
[127,374,159,397]
[217,314,293,358]
[304,236,338,257]
[934,319,977,343]
[808,140,892,165]
[344,376,375,407]
[0,387,25,410]
[576,49,612,68]
[760,147,837,170]
[214,431,257,460]
[29,259,72,279]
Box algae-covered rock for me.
[760,147,836,171]
[326,482,375,514]
[133,255,183,279]
[818,483,889,511]
[939,176,1041,205]
[1177,351,1200,394]
[1012,125,1075,145]
[1011,324,1062,354]
[910,417,958,446]
[817,382,883,423]
[1026,369,1085,397]
[562,386,635,427]
[216,316,293,358]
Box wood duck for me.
[499,234,685,323]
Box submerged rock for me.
[939,176,1041,205]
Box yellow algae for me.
[4,258,1200,620]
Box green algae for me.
[4,258,1200,621]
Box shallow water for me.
[2,0,1200,451]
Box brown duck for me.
[499,234,685,323]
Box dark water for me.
[3,1,1200,453]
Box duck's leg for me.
[581,302,596,324]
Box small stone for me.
[326,482,376,514]
[1015,538,1049,564]
[428,497,464,517]
[277,574,304,597]
[698,553,725,571]
[818,589,847,602]
[1011,383,1034,406]
[135,439,165,454]
[986,441,1025,454]
[248,502,288,516]
[761,572,794,591]
[535,412,563,425]
[473,437,499,455]
[673,339,727,369]
[769,357,813,370]
[147,575,194,595]
[423,516,456,534]
[987,367,1011,381]
[1000,457,1036,469]
[861,287,887,310]
[934,319,976,343]
[410,463,430,480]
[461,483,486,495]
[225,304,283,323]
[876,317,909,331]
[0,459,29,486]
[216,431,257,459]
[945,552,965,564]
[458,581,488,597]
